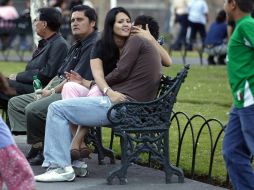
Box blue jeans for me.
[42,96,112,168]
[222,104,254,190]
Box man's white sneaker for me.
[35,166,75,182]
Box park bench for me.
[88,65,189,184]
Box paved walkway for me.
[7,136,228,190]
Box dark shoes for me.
[71,147,92,161]
[80,147,92,159]
[208,56,216,65]
[29,151,44,165]
[26,146,41,159]
[26,146,44,165]
[70,149,80,161]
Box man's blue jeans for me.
[222,104,254,190]
[42,96,112,168]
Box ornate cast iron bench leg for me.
[164,131,184,183]
[107,134,128,185]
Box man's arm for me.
[39,76,67,98]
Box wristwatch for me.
[103,87,111,95]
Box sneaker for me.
[72,160,89,177]
[35,166,75,182]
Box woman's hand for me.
[107,89,127,104]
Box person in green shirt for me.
[223,0,254,189]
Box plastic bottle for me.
[33,75,42,100]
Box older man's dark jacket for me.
[9,33,69,95]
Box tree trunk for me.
[30,0,48,47]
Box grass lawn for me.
[166,64,231,184]
[0,61,232,185]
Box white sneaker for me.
[72,160,89,177]
[35,166,75,182]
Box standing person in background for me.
[52,0,70,16]
[0,0,19,50]
[0,0,18,20]
[204,10,227,65]
[187,0,208,50]
[0,117,35,190]
[222,0,254,189]
[170,0,190,51]
[19,0,32,51]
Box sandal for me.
[70,149,80,161]
[80,147,92,159]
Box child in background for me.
[0,117,35,190]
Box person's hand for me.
[131,24,153,41]
[107,90,127,104]
[64,70,83,84]
[9,74,17,80]
[33,89,52,100]
[41,89,52,98]
[0,73,15,95]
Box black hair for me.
[99,7,131,75]
[229,0,253,13]
[38,7,62,32]
[134,15,159,40]
[216,10,226,23]
[71,4,97,30]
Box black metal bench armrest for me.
[107,65,190,132]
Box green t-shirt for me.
[227,15,254,108]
